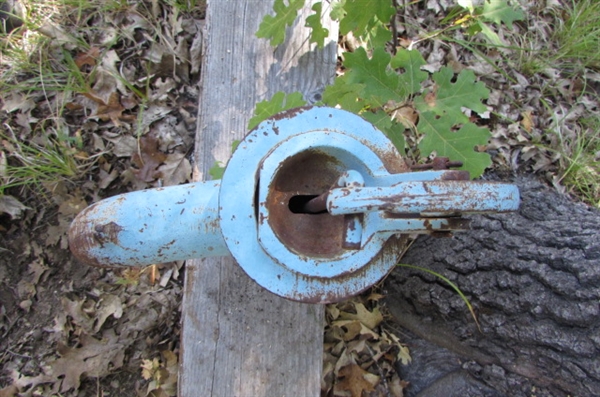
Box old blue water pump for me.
[69,107,519,303]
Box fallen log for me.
[385,176,600,397]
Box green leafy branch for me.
[449,0,526,46]
[251,0,525,178]
[256,0,306,46]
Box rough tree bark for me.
[385,177,600,397]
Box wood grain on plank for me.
[179,1,338,396]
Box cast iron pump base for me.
[69,107,519,303]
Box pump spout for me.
[68,181,228,267]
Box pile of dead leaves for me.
[323,294,411,397]
[1,1,204,395]
[0,0,204,209]
[1,252,183,396]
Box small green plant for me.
[253,0,524,178]
[449,0,525,46]
[556,116,600,207]
[0,128,93,197]
[507,0,600,77]
[0,0,169,197]
[550,0,600,73]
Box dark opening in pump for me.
[288,195,326,214]
[266,149,344,257]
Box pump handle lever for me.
[304,172,520,217]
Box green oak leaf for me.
[209,161,225,180]
[414,67,489,119]
[330,0,346,21]
[457,0,474,13]
[367,23,393,49]
[305,2,329,48]
[248,91,306,130]
[417,111,491,178]
[477,20,502,45]
[362,110,405,153]
[391,49,428,96]
[342,47,401,107]
[256,0,305,46]
[339,0,395,35]
[322,78,366,113]
[480,0,525,29]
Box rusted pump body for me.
[69,107,519,303]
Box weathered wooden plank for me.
[179,1,338,396]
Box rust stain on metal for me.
[291,234,409,303]
[69,218,126,268]
[302,192,328,214]
[267,106,312,123]
[345,217,356,231]
[267,150,345,257]
[411,157,464,171]
[93,222,123,247]
[441,170,470,181]
[382,212,419,219]
[430,231,454,238]
[341,215,362,250]
[379,150,410,174]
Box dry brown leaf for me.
[94,293,123,332]
[189,28,203,75]
[1,371,54,397]
[157,152,191,186]
[388,374,408,397]
[324,297,409,397]
[333,320,380,342]
[336,364,378,397]
[103,133,137,157]
[141,358,161,380]
[98,168,119,189]
[366,292,385,301]
[132,135,168,182]
[143,351,178,397]
[392,106,418,128]
[95,92,135,126]
[121,94,138,110]
[339,303,383,329]
[327,304,340,321]
[49,330,125,392]
[58,195,88,217]
[520,110,534,133]
[38,21,79,46]
[0,384,18,397]
[0,195,30,219]
[61,296,95,333]
[0,92,36,113]
[74,47,101,70]
[332,320,363,341]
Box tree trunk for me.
[385,176,600,397]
